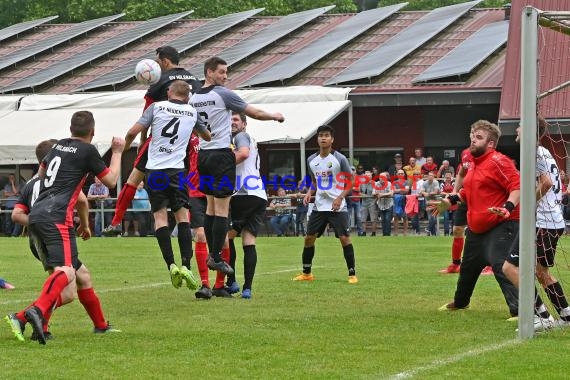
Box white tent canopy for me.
[0,86,352,167]
[0,95,22,111]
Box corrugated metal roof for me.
[499,0,570,122]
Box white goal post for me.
[519,6,570,339]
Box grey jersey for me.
[137,100,206,170]
[307,150,351,212]
[233,131,266,200]
[190,85,248,150]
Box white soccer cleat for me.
[533,315,555,332]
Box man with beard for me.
[436,120,519,318]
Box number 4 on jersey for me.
[161,117,180,144]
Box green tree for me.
[0,0,508,28]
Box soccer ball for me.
[134,59,161,85]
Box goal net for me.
[520,6,570,338]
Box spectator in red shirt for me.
[439,172,455,236]
[436,120,519,318]
[421,156,438,175]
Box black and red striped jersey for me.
[29,138,109,227]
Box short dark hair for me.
[35,139,58,163]
[232,111,247,123]
[317,124,334,136]
[70,110,95,137]
[156,46,179,65]
[204,56,227,77]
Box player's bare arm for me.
[244,104,284,123]
[75,191,91,240]
[234,145,250,164]
[452,165,467,193]
[11,207,28,226]
[194,127,211,142]
[139,128,148,149]
[100,137,125,188]
[124,123,146,151]
[536,172,552,201]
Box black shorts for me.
[230,195,267,237]
[188,196,207,229]
[507,228,564,267]
[28,222,80,270]
[134,137,151,172]
[453,202,467,227]
[146,169,190,213]
[306,211,350,238]
[198,149,236,198]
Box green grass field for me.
[1,235,569,379]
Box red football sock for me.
[43,295,63,331]
[33,271,70,316]
[111,182,137,226]
[16,304,33,323]
[77,288,107,329]
[214,247,230,288]
[195,241,209,286]
[452,237,464,262]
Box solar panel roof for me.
[188,5,336,80]
[242,3,408,87]
[413,20,508,83]
[0,14,124,72]
[76,9,264,91]
[0,16,59,42]
[1,12,192,93]
[325,0,481,85]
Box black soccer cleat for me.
[24,307,46,345]
[206,256,234,275]
[212,287,233,298]
[194,285,213,300]
[31,330,53,341]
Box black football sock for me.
[546,282,570,319]
[302,246,315,274]
[243,245,257,290]
[155,226,175,269]
[177,222,193,268]
[226,238,237,285]
[535,290,550,318]
[343,244,356,276]
[211,216,228,262]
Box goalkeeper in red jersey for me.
[435,120,519,318]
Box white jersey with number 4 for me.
[536,145,565,229]
[137,100,204,170]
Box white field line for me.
[386,339,520,380]
[0,266,319,306]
